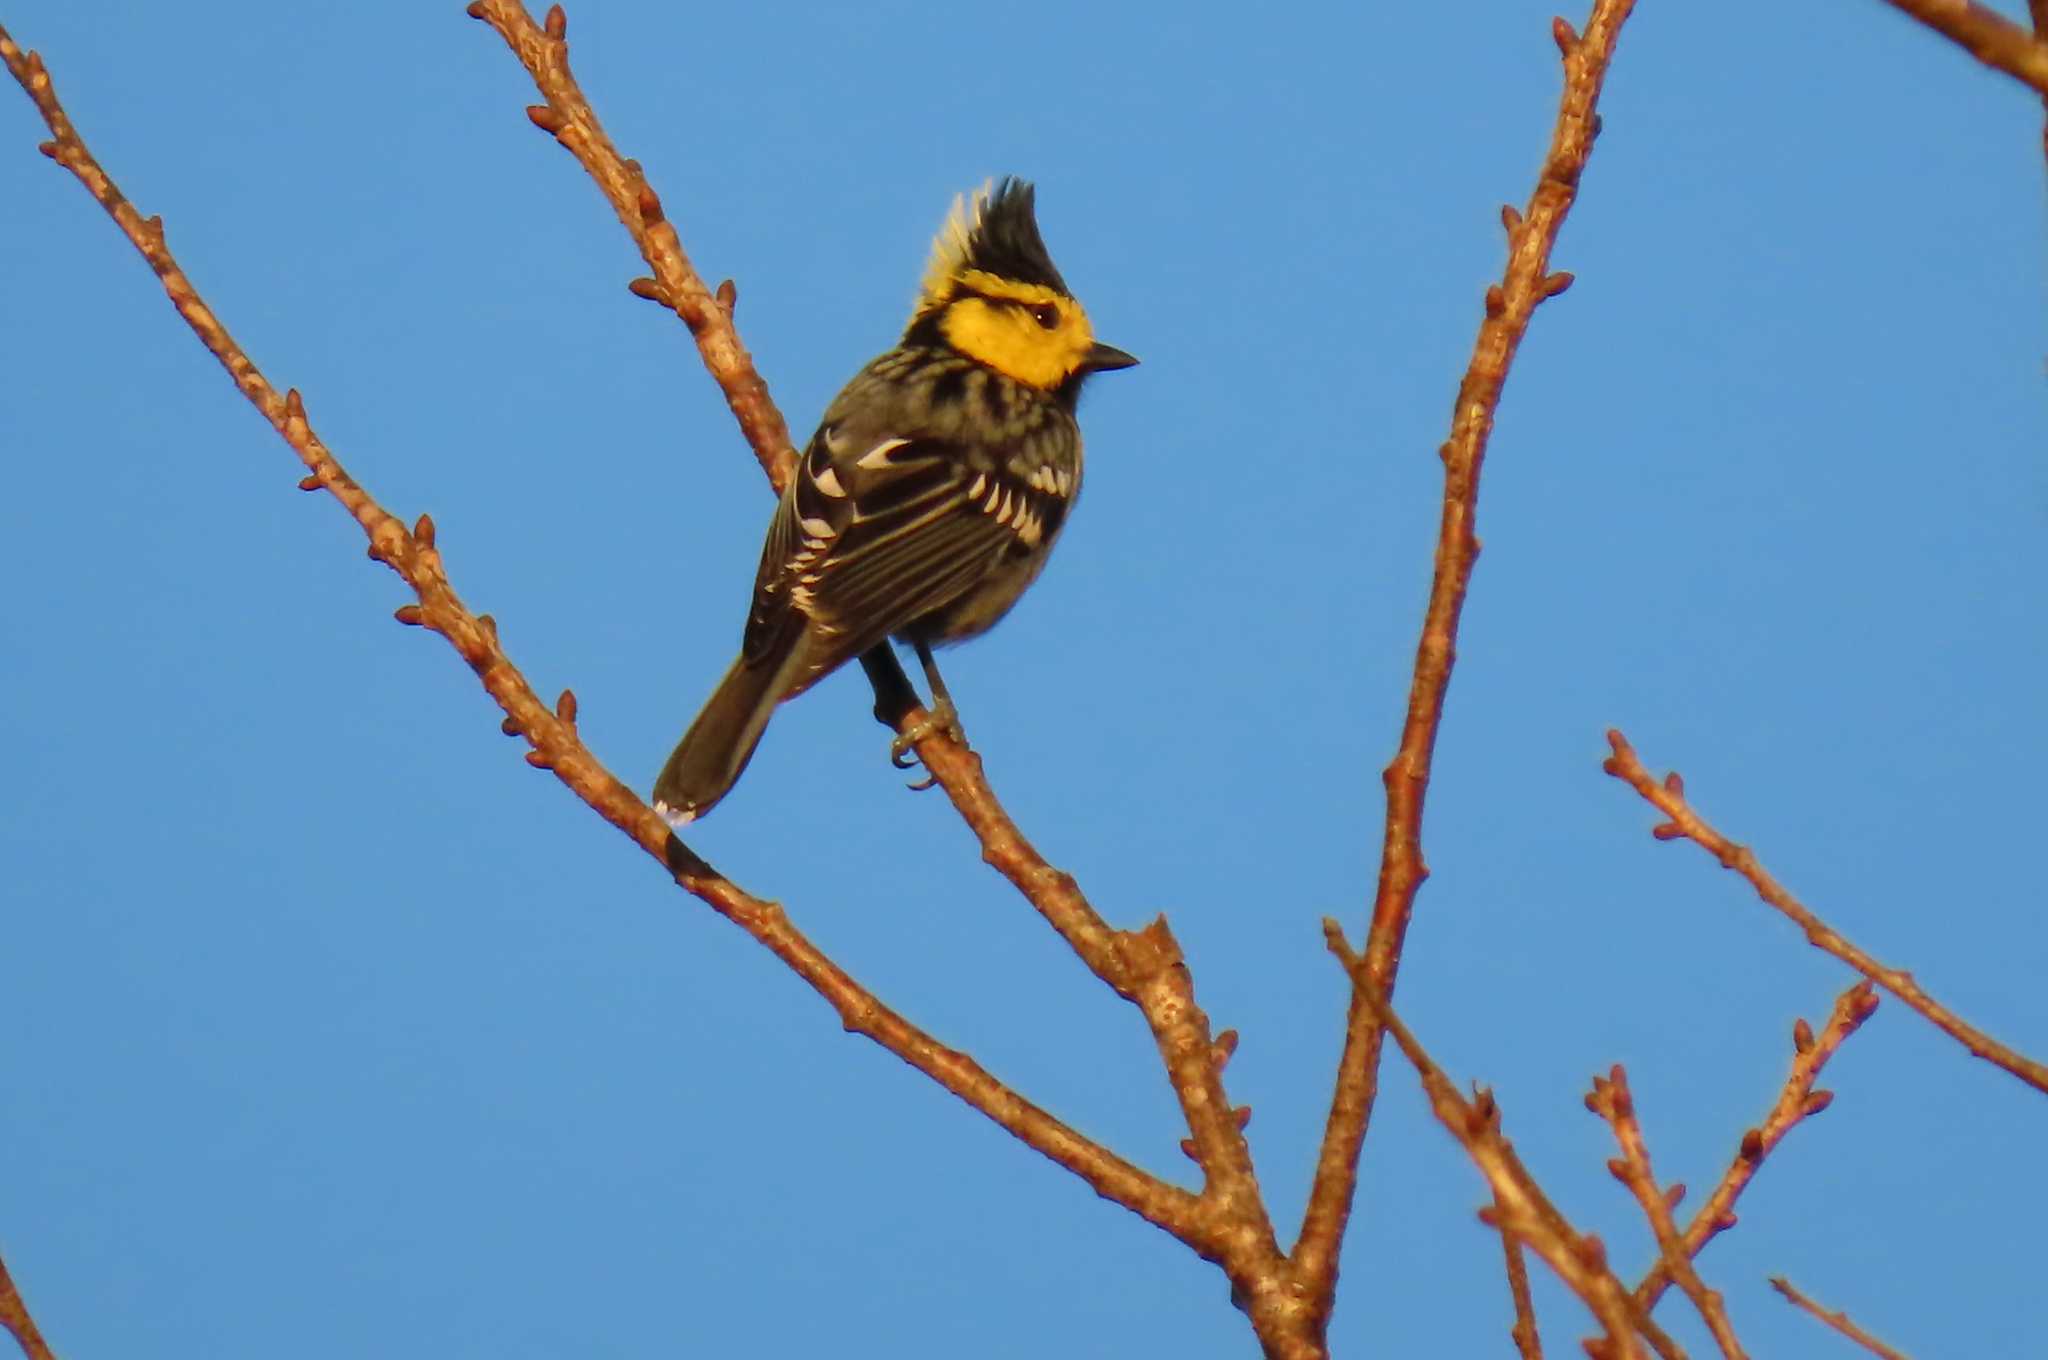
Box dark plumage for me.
[653,179,1136,823]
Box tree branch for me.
[2030,0,2048,167]
[2,8,1324,1354]
[1769,1278,1912,1360]
[1588,1068,1747,1360]
[0,9,1205,1254]
[464,1,796,490]
[1603,730,2048,1096]
[1633,982,1878,1310]
[1873,0,2048,97]
[1295,0,1639,1308]
[457,5,1313,1346]
[1330,933,1686,1360]
[0,1246,55,1360]
[1498,1199,1546,1360]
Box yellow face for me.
[934,269,1100,390]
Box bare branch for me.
[1497,1199,1546,1360]
[1634,983,1879,1311]
[0,1246,55,1360]
[1588,1068,1747,1360]
[1296,0,1640,1306]
[0,11,1205,1253]
[1769,1278,1913,1360]
[466,1,796,489]
[2,9,1329,1353]
[1873,0,2048,97]
[2031,0,2048,166]
[455,6,1312,1345]
[1603,731,2048,1096]
[1330,930,1684,1360]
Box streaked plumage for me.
[653,178,1135,823]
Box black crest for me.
[921,177,1070,301]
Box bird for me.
[652,177,1137,824]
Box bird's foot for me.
[889,697,965,789]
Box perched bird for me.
[653,178,1137,824]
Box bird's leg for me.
[889,638,967,780]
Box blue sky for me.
[3,1,2042,1356]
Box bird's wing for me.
[741,428,1062,671]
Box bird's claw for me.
[889,698,964,788]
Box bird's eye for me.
[1030,303,1060,330]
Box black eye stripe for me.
[951,287,1063,329]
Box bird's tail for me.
[652,651,795,824]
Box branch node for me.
[1574,1232,1606,1271]
[1321,916,1361,971]
[636,180,664,225]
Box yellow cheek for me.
[940,299,1094,390]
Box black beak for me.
[1083,341,1140,373]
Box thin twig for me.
[1769,1278,1913,1360]
[1633,982,1878,1311]
[2032,0,2048,167]
[1296,0,1639,1311]
[1873,0,2048,97]
[0,11,1203,1252]
[0,1247,55,1360]
[1497,1199,1546,1360]
[1588,1068,1747,1360]
[457,6,1313,1348]
[465,1,795,490]
[1330,931,1685,1360]
[1603,731,2048,1096]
